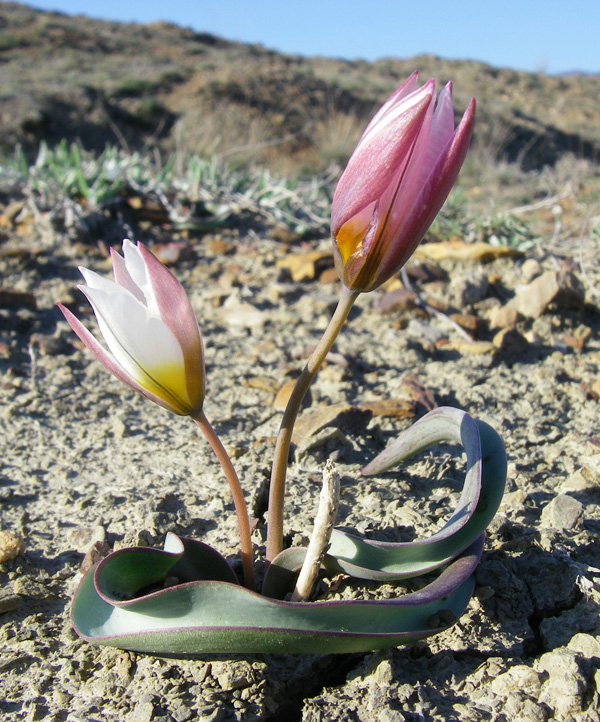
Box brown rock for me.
[0,530,25,563]
[359,398,415,419]
[242,376,280,395]
[563,324,592,352]
[401,374,437,411]
[276,250,333,282]
[449,340,496,355]
[416,239,521,262]
[208,238,236,255]
[318,267,340,284]
[0,199,27,226]
[291,403,372,444]
[449,312,484,336]
[273,379,312,411]
[588,436,600,452]
[80,541,113,575]
[374,288,417,314]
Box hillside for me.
[1,2,600,172]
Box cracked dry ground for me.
[1,219,600,721]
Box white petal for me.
[111,248,146,303]
[122,240,160,315]
[79,267,120,294]
[121,239,145,284]
[81,285,186,392]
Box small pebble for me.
[489,304,519,329]
[540,494,583,530]
[521,258,542,281]
[0,530,25,563]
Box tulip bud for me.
[58,239,205,416]
[331,72,475,292]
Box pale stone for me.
[521,258,542,281]
[536,649,586,717]
[490,665,542,696]
[221,295,265,327]
[508,270,584,319]
[540,493,583,530]
[560,470,596,493]
[489,304,519,329]
[567,633,600,658]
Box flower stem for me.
[192,410,255,590]
[266,285,359,562]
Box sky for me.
[25,0,599,75]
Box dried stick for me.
[291,460,340,602]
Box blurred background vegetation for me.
[1,2,598,255]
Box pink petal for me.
[371,98,476,288]
[419,82,456,183]
[359,71,420,144]
[331,81,434,234]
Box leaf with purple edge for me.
[323,407,506,580]
[72,535,483,655]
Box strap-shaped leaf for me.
[72,534,483,655]
[324,407,506,579]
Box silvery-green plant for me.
[10,141,332,234]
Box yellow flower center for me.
[137,361,193,415]
[336,216,370,264]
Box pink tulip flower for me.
[58,239,205,416]
[331,72,475,292]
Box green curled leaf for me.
[94,533,238,603]
[324,407,506,580]
[71,407,505,655]
[72,535,483,655]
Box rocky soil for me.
[0,183,600,722]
